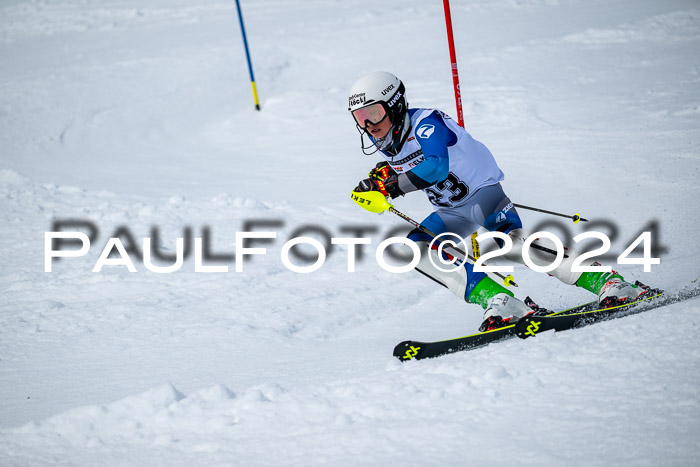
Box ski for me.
[393,300,597,361]
[515,285,700,338]
[393,284,700,362]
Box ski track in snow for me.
[1,0,700,465]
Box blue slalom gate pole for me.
[235,0,260,110]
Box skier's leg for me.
[576,269,650,305]
[406,211,479,302]
[439,185,535,329]
[477,187,648,304]
[503,233,649,304]
[406,203,533,331]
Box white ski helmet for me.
[348,71,410,154]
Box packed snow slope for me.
[2,0,700,465]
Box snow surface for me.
[1,0,700,465]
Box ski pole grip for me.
[350,190,392,213]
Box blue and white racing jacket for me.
[379,108,504,209]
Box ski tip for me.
[393,340,425,362]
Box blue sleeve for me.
[409,112,456,186]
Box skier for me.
[348,71,649,331]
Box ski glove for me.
[368,161,396,182]
[356,161,403,198]
[354,175,403,199]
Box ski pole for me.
[513,203,587,223]
[351,191,517,287]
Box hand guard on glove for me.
[354,162,403,199]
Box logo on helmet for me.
[381,84,395,96]
[348,93,366,108]
[387,90,402,108]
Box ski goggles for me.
[352,102,389,129]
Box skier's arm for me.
[397,113,457,193]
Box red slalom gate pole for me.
[442,0,464,128]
